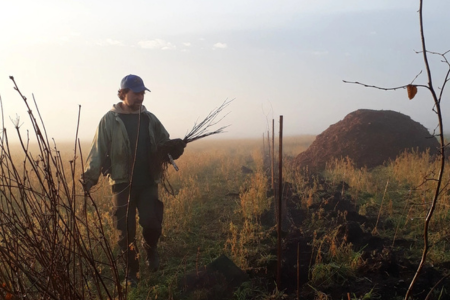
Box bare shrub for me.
[0,78,123,299]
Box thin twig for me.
[183,99,233,143]
[404,1,446,298]
[342,80,429,91]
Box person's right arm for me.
[82,115,111,192]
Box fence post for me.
[297,242,300,300]
[262,132,265,154]
[277,115,283,288]
[271,119,275,191]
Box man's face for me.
[123,90,145,111]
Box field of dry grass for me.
[82,136,315,299]
[1,135,450,299]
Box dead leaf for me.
[407,85,417,100]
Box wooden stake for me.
[277,115,283,288]
[271,119,275,191]
[297,242,300,300]
[262,132,265,154]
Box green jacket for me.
[83,102,170,187]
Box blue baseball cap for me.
[120,74,151,93]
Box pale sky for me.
[1,0,450,144]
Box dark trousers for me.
[112,183,163,273]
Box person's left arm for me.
[151,114,186,160]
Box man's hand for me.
[162,139,186,160]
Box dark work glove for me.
[162,138,186,160]
[82,181,94,193]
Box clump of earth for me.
[295,109,440,172]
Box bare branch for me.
[438,68,450,103]
[410,70,423,84]
[0,77,124,299]
[183,98,233,143]
[424,274,450,300]
[405,0,446,298]
[342,80,429,91]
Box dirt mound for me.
[296,109,439,171]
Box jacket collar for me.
[111,102,148,114]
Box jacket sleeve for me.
[151,114,170,148]
[156,122,170,147]
[82,114,111,187]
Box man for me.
[82,74,185,286]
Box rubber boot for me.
[145,245,160,272]
[120,246,140,287]
[142,228,161,272]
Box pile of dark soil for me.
[295,109,440,172]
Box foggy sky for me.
[1,0,449,143]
